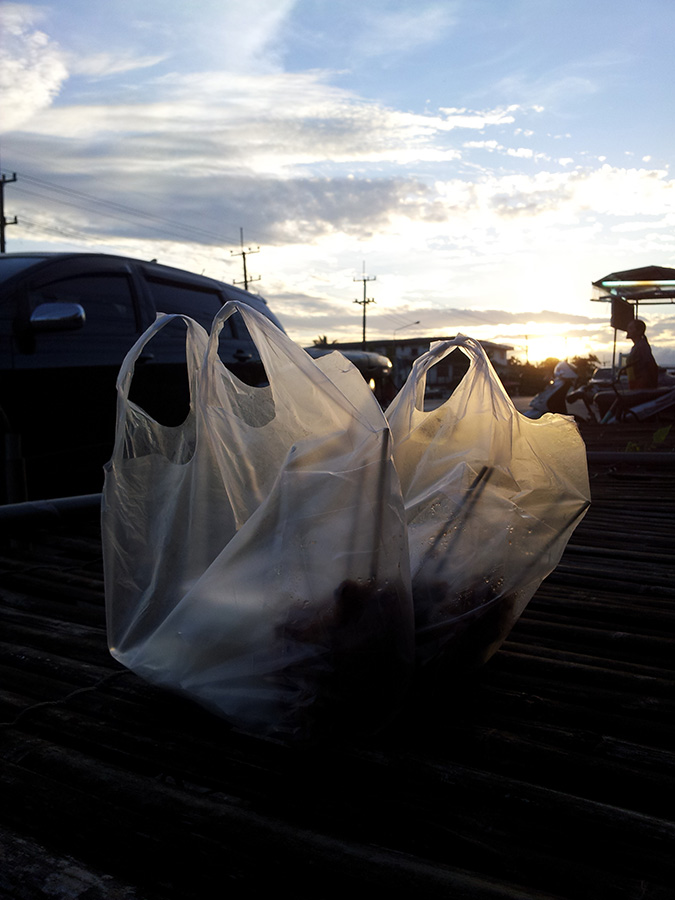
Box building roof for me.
[1,425,674,899]
[333,335,514,352]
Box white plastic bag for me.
[386,335,590,676]
[103,303,413,739]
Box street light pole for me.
[393,320,420,341]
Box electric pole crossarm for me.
[230,227,260,291]
[353,263,376,346]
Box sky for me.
[2,0,675,365]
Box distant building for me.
[330,335,513,398]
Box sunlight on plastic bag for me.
[103,303,413,741]
[386,335,590,679]
[103,318,589,741]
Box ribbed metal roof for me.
[1,425,673,899]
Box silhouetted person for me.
[623,319,658,389]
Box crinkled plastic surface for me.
[103,303,413,740]
[104,321,589,738]
[385,335,590,677]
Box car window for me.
[145,278,269,386]
[0,256,50,283]
[144,276,238,357]
[145,278,229,330]
[22,272,139,367]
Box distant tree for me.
[538,357,561,383]
[504,352,601,395]
[569,353,601,383]
[506,357,546,395]
[313,335,337,346]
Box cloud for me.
[570,164,675,217]
[439,105,521,129]
[495,72,599,109]
[463,140,500,151]
[181,0,296,72]
[70,52,167,79]
[0,3,68,131]
[251,295,617,351]
[371,307,606,331]
[355,4,458,59]
[5,63,526,183]
[8,161,439,247]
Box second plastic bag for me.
[103,302,413,740]
[386,335,590,677]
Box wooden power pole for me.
[353,262,376,347]
[0,171,18,253]
[231,228,260,291]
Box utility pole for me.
[353,262,376,347]
[0,171,18,253]
[231,228,260,291]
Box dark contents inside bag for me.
[277,578,412,739]
[413,575,519,677]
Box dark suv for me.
[0,252,286,502]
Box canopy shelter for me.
[591,264,675,368]
[592,264,675,309]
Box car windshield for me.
[0,256,49,283]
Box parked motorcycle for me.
[568,379,675,424]
[522,361,579,418]
[524,363,675,424]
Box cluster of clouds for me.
[0,3,67,131]
[1,1,675,362]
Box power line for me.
[11,180,227,247]
[3,168,257,250]
[19,216,94,243]
[6,173,269,282]
[17,216,235,278]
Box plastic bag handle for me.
[405,333,512,405]
[203,301,381,427]
[205,301,322,378]
[116,313,207,402]
[112,315,209,457]
[417,333,489,376]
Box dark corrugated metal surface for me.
[0,425,673,899]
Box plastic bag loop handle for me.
[406,333,512,405]
[111,314,209,460]
[116,313,207,401]
[204,301,381,427]
[205,300,320,377]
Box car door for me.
[6,261,142,499]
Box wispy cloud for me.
[354,3,458,59]
[70,52,167,79]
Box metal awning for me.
[592,264,675,304]
[591,264,675,363]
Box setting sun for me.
[520,333,591,364]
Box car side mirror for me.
[30,302,86,332]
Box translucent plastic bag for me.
[103,303,413,740]
[385,335,590,677]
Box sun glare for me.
[522,333,588,365]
